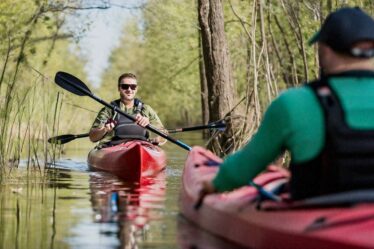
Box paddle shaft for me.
[167,122,225,133]
[47,133,89,144]
[75,133,89,139]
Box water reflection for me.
[88,171,166,249]
[0,167,90,249]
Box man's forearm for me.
[89,127,107,142]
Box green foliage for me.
[101,0,201,126]
[99,0,374,149]
[0,0,91,169]
[2,0,373,164]
[101,0,374,129]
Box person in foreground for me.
[89,73,166,147]
[198,7,374,200]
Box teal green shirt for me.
[213,72,374,192]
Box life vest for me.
[290,72,374,200]
[110,99,149,141]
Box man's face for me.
[118,77,138,102]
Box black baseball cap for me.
[309,7,374,58]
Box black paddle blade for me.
[48,134,76,144]
[55,71,92,96]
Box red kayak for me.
[87,140,167,182]
[180,147,374,249]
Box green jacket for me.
[213,70,374,192]
[91,100,164,146]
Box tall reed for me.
[0,63,66,182]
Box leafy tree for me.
[101,0,201,127]
[0,0,93,168]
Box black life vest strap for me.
[133,98,144,114]
[110,98,145,116]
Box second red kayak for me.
[87,140,167,182]
[180,147,374,249]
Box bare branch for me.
[43,2,146,13]
[168,56,199,82]
[44,5,110,12]
[110,3,146,9]
[1,34,72,53]
[228,0,253,41]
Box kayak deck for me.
[87,140,167,182]
[180,147,374,249]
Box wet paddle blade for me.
[55,71,92,96]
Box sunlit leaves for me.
[101,0,201,126]
[0,0,91,167]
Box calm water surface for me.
[0,133,244,249]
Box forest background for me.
[0,0,373,169]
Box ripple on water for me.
[0,132,242,248]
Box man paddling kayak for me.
[198,7,374,200]
[89,73,166,147]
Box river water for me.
[0,132,245,249]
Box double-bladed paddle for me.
[48,120,226,145]
[54,71,191,151]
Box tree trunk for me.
[198,0,236,155]
[198,13,210,139]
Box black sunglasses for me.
[119,84,137,90]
